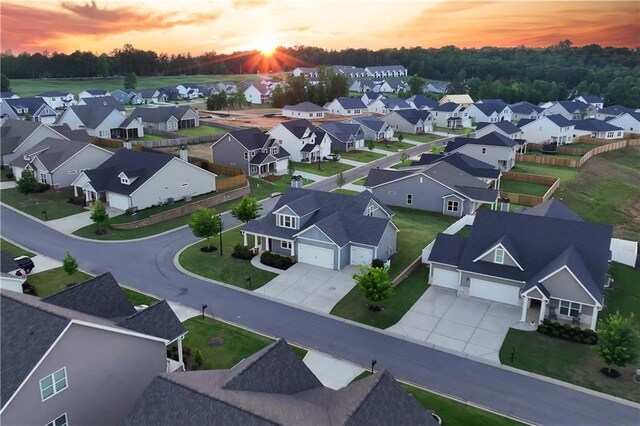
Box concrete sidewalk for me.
[341,183,366,192]
[295,171,328,182]
[338,158,366,167]
[303,350,365,390]
[46,206,124,234]
[1,181,16,190]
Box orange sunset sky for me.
[1,0,638,54]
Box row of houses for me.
[293,64,408,79]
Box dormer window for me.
[494,248,505,264]
[277,214,298,229]
[121,176,130,185]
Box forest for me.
[1,42,638,107]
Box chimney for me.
[123,139,132,150]
[290,175,303,188]
[137,116,142,123]
[500,197,510,212]
[179,145,189,162]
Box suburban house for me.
[0,91,20,100]
[518,114,575,145]
[56,105,145,139]
[130,106,199,132]
[423,81,450,94]
[572,119,624,140]
[243,83,270,104]
[78,89,109,99]
[430,102,470,129]
[349,79,380,93]
[361,91,384,105]
[110,89,142,105]
[242,188,398,270]
[4,97,58,124]
[542,101,596,120]
[0,273,187,425]
[364,161,499,216]
[595,105,634,121]
[0,120,71,166]
[382,109,433,134]
[267,119,332,163]
[445,132,519,171]
[509,101,543,121]
[292,67,318,77]
[0,250,25,293]
[607,112,640,133]
[465,103,507,124]
[439,94,474,107]
[406,94,438,110]
[50,124,93,142]
[36,91,76,110]
[282,102,326,119]
[211,128,289,177]
[176,84,200,100]
[475,121,524,141]
[138,88,167,104]
[332,65,367,78]
[324,97,367,116]
[344,115,394,141]
[10,138,113,188]
[426,200,612,330]
[410,152,502,187]
[158,87,181,101]
[318,121,365,152]
[125,339,438,426]
[71,148,216,210]
[573,93,604,110]
[364,65,408,78]
[367,98,411,115]
[378,79,409,94]
[77,95,125,112]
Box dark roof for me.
[470,103,503,116]
[388,109,431,125]
[406,94,438,109]
[347,116,386,132]
[1,293,70,407]
[364,168,412,187]
[84,149,173,196]
[379,98,410,109]
[124,339,436,426]
[576,93,603,104]
[333,97,367,110]
[130,105,195,123]
[65,105,123,129]
[80,95,125,112]
[42,272,136,319]
[362,92,383,101]
[50,124,92,142]
[545,114,575,128]
[478,99,507,106]
[117,300,186,342]
[249,151,278,165]
[228,128,272,151]
[1,250,19,273]
[82,89,108,96]
[5,97,54,117]
[11,137,93,170]
[556,101,590,113]
[431,102,459,112]
[37,91,71,97]
[573,118,622,132]
[283,102,326,113]
[0,119,42,154]
[516,118,535,128]
[428,234,468,266]
[277,119,322,139]
[598,105,634,116]
[475,121,521,135]
[319,122,362,143]
[411,152,501,179]
[509,101,543,115]
[521,199,584,222]
[445,132,518,152]
[0,91,18,98]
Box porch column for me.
[538,300,547,324]
[254,235,259,249]
[73,186,78,197]
[265,238,270,252]
[85,190,92,202]
[520,297,528,322]
[590,308,599,330]
[177,338,184,366]
[243,231,248,246]
[290,242,295,257]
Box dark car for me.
[14,256,34,274]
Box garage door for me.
[431,267,459,289]
[298,244,335,269]
[469,279,520,305]
[107,193,130,211]
[350,246,373,266]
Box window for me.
[271,147,278,154]
[406,194,413,205]
[277,214,297,229]
[446,200,459,212]
[606,132,614,138]
[481,147,487,154]
[281,240,292,250]
[120,177,129,185]
[494,247,505,264]
[40,368,67,401]
[365,204,376,217]
[243,152,249,160]
[39,172,47,184]
[46,414,68,426]
[559,300,581,317]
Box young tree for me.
[400,151,409,164]
[353,264,393,311]
[189,208,222,250]
[408,74,426,95]
[206,91,227,110]
[336,171,346,189]
[367,139,375,151]
[594,311,639,377]
[62,251,78,276]
[15,170,39,194]
[1,73,11,92]
[397,133,404,143]
[287,159,295,177]
[431,144,441,154]
[124,72,137,89]
[90,200,110,233]
[231,196,262,223]
[232,90,247,109]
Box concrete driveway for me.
[47,206,124,234]
[387,287,521,363]
[254,263,357,313]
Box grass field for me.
[331,264,429,329]
[292,161,354,177]
[175,126,228,137]
[1,188,86,221]
[398,132,445,143]
[500,180,550,197]
[339,150,386,163]
[27,267,93,297]
[541,153,583,160]
[0,239,35,258]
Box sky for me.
[1,0,638,54]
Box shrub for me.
[571,334,583,343]
[232,244,254,260]
[551,329,560,337]
[562,323,573,333]
[537,325,548,334]
[22,282,37,296]
[260,251,295,270]
[194,348,204,366]
[190,362,200,370]
[371,258,385,268]
[68,196,86,206]
[542,318,552,327]
[6,172,14,180]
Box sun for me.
[257,35,277,56]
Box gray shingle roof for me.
[65,105,123,129]
[1,250,19,273]
[598,105,634,116]
[427,234,468,266]
[283,102,325,113]
[431,102,459,112]
[411,152,501,179]
[380,98,410,109]
[319,122,362,144]
[387,109,431,125]
[521,199,584,222]
[545,114,575,128]
[556,101,590,113]
[573,118,622,132]
[364,168,413,187]
[509,101,543,115]
[475,121,521,135]
[0,119,42,154]
[276,119,322,139]
[445,132,518,152]
[228,128,273,151]
[471,102,503,116]
[50,124,92,142]
[37,91,71,97]
[83,89,108,96]
[117,300,186,342]
[347,116,386,132]
[130,105,195,124]
[5,97,54,118]
[333,97,367,110]
[80,95,125,112]
[406,95,438,109]
[10,137,92,171]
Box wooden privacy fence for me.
[517,138,639,168]
[111,184,250,230]
[216,175,248,191]
[500,172,560,207]
[133,133,223,148]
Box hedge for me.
[232,244,254,260]
[260,251,295,270]
[538,318,598,345]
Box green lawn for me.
[390,161,410,169]
[351,177,367,186]
[500,262,640,403]
[0,238,35,257]
[455,226,472,237]
[565,142,600,149]
[352,372,521,425]
[27,267,93,297]
[374,141,415,152]
[138,133,165,141]
[398,132,445,143]
[388,209,456,279]
[179,229,276,290]
[122,288,159,306]
[500,180,550,197]
[1,188,86,221]
[331,264,429,329]
[511,163,580,182]
[292,161,354,177]
[175,126,228,137]
[433,126,467,135]
[541,153,583,160]
[333,188,359,195]
[339,150,386,163]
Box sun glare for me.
[257,36,277,56]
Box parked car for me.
[325,153,341,161]
[14,256,34,274]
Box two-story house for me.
[430,102,470,129]
[406,94,438,111]
[367,98,412,115]
[267,119,332,163]
[318,121,365,152]
[242,188,398,270]
[382,109,433,134]
[410,151,502,188]
[595,105,634,121]
[4,97,58,124]
[444,132,519,171]
[518,114,575,145]
[474,121,525,152]
[56,105,144,139]
[542,101,596,120]
[0,120,71,166]
[607,112,640,133]
[508,101,543,121]
[343,116,394,141]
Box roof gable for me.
[117,300,186,342]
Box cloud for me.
[0,1,221,52]
[233,0,268,8]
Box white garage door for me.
[469,278,520,305]
[107,193,130,211]
[298,244,335,269]
[350,246,373,266]
[431,267,459,289]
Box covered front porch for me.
[300,144,322,163]
[242,231,295,257]
[447,117,463,129]
[520,293,599,330]
[249,152,278,177]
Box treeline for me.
[2,42,639,107]
[270,71,349,108]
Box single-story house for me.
[77,95,125,112]
[4,97,58,124]
[267,119,332,163]
[242,188,398,270]
[426,200,612,330]
[0,119,70,166]
[56,105,144,139]
[445,132,519,171]
[343,116,394,141]
[439,94,474,107]
[211,128,289,177]
[71,148,216,210]
[324,97,367,116]
[572,119,624,140]
[318,121,365,152]
[282,102,326,119]
[518,114,575,145]
[410,152,501,187]
[364,161,499,216]
[129,106,199,132]
[382,109,432,134]
[367,98,411,115]
[607,112,640,133]
[110,89,142,105]
[406,94,438,111]
[10,137,113,188]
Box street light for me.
[218,214,223,256]
[201,304,208,319]
[371,359,377,374]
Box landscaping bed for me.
[338,150,386,163]
[292,161,354,177]
[1,187,86,221]
[500,180,550,197]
